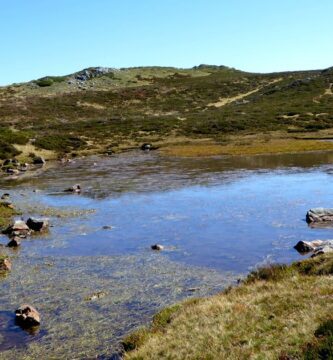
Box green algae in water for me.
[0,254,237,359]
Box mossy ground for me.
[124,254,333,360]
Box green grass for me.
[0,127,30,159]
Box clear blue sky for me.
[1,0,332,85]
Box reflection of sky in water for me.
[4,157,333,273]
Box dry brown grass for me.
[125,254,333,359]
[160,138,333,157]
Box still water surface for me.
[1,151,333,358]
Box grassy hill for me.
[1,65,333,159]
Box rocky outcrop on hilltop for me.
[73,67,116,81]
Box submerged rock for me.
[64,184,81,193]
[15,304,41,327]
[26,217,49,232]
[1,193,10,200]
[0,257,11,271]
[102,225,113,230]
[306,208,333,224]
[151,244,164,251]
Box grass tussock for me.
[124,254,333,360]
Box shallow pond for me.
[1,150,333,359]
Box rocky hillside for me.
[1,65,333,159]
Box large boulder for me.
[26,218,49,232]
[15,304,40,327]
[306,208,333,224]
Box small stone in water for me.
[151,244,164,251]
[187,287,200,292]
[15,304,41,327]
[84,291,107,301]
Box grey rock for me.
[74,67,115,82]
[306,208,333,224]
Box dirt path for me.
[208,78,282,108]
[313,83,333,103]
